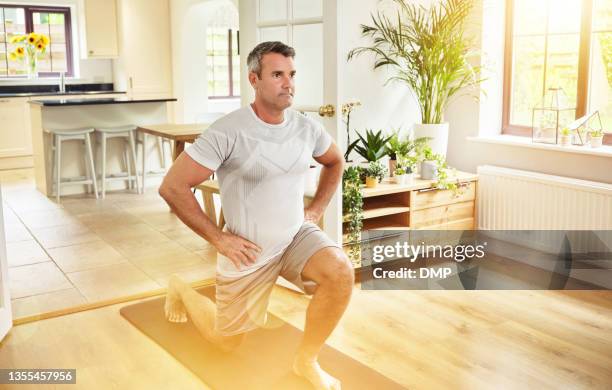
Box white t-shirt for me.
[185,105,333,277]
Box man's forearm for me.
[159,186,223,246]
[307,161,344,216]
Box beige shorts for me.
[214,221,341,336]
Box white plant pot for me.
[590,136,603,148]
[405,172,414,184]
[420,160,438,180]
[413,122,449,157]
[395,173,415,185]
[559,135,572,146]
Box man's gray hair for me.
[247,41,295,78]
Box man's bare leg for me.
[293,247,354,390]
[165,275,244,351]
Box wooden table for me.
[136,123,209,193]
[136,123,209,161]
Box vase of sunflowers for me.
[8,33,50,79]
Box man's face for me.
[250,52,296,111]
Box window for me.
[0,4,73,78]
[503,0,612,145]
[206,4,239,98]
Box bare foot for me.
[164,275,188,323]
[293,355,341,390]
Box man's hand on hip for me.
[304,206,324,224]
[214,232,262,270]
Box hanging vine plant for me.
[342,166,364,265]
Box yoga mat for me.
[120,285,406,390]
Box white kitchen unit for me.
[78,0,119,58]
[0,93,125,170]
[0,97,32,169]
[113,0,173,99]
[29,97,176,197]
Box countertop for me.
[28,97,178,106]
[0,90,126,98]
[0,82,123,97]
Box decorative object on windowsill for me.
[347,0,483,157]
[566,110,605,146]
[342,99,362,162]
[8,32,50,79]
[559,127,572,146]
[342,166,363,265]
[589,129,604,148]
[364,160,387,188]
[532,87,576,145]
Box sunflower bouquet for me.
[8,32,50,77]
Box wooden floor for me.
[1,285,611,389]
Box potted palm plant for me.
[347,0,483,157]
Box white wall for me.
[170,0,240,123]
[445,0,612,184]
[340,0,423,162]
[0,0,113,85]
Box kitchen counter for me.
[29,96,174,196]
[0,91,126,98]
[0,82,123,97]
[29,97,177,106]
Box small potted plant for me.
[347,128,393,169]
[365,160,387,188]
[394,165,415,185]
[559,127,572,146]
[419,146,440,179]
[589,129,604,148]
[394,166,406,184]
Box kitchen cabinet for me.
[78,0,119,58]
[0,98,32,159]
[0,93,125,169]
[113,0,173,98]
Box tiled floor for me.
[0,168,217,319]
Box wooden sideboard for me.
[342,171,478,244]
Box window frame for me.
[1,4,74,78]
[207,27,240,99]
[502,0,611,145]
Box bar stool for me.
[45,127,98,203]
[138,132,172,194]
[95,125,140,198]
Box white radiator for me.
[477,165,612,230]
[476,166,612,288]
